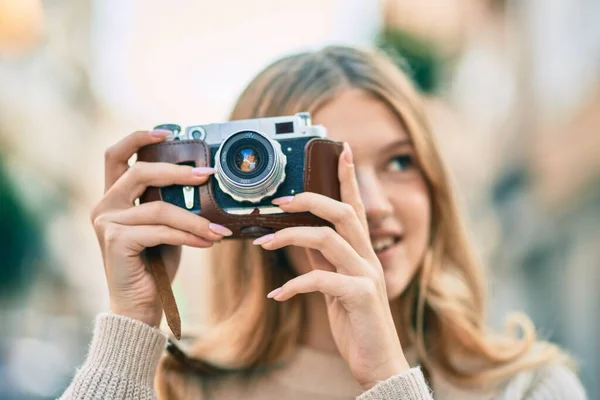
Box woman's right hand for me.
[90,130,232,327]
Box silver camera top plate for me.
[165,112,326,143]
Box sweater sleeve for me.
[58,313,167,400]
[356,366,434,400]
[521,362,588,400]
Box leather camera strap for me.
[145,246,182,340]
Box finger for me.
[340,142,368,232]
[254,226,365,276]
[103,201,230,241]
[104,129,172,193]
[271,192,372,259]
[267,269,361,302]
[103,162,215,210]
[106,223,215,253]
[303,248,338,308]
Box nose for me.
[356,169,394,226]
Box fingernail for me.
[150,129,172,138]
[209,223,233,236]
[272,196,294,205]
[192,167,216,176]
[343,142,353,164]
[253,233,274,245]
[267,287,281,298]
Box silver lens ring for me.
[214,131,287,203]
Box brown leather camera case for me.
[137,138,343,338]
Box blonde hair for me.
[157,46,568,396]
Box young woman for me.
[61,46,586,399]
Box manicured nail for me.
[150,129,172,138]
[267,287,281,298]
[192,167,216,176]
[209,223,233,236]
[253,233,274,245]
[343,142,353,164]
[272,196,294,205]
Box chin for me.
[382,261,415,300]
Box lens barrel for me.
[214,130,287,203]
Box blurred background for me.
[0,0,598,398]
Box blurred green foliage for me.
[376,28,450,94]
[0,159,43,299]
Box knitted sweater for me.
[59,313,587,399]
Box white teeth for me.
[372,237,396,253]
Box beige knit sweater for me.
[59,313,586,399]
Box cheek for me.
[402,183,430,230]
[391,180,431,265]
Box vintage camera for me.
[152,112,329,215]
[138,112,343,237]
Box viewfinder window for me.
[275,122,294,134]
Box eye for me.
[387,155,414,172]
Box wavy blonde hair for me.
[156,46,568,397]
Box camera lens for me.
[214,131,287,203]
[226,138,269,180]
[233,146,261,174]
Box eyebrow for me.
[378,138,413,153]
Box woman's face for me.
[287,89,431,300]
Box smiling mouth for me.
[371,236,401,254]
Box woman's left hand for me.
[253,143,410,390]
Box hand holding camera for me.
[90,113,342,335]
[89,130,231,328]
